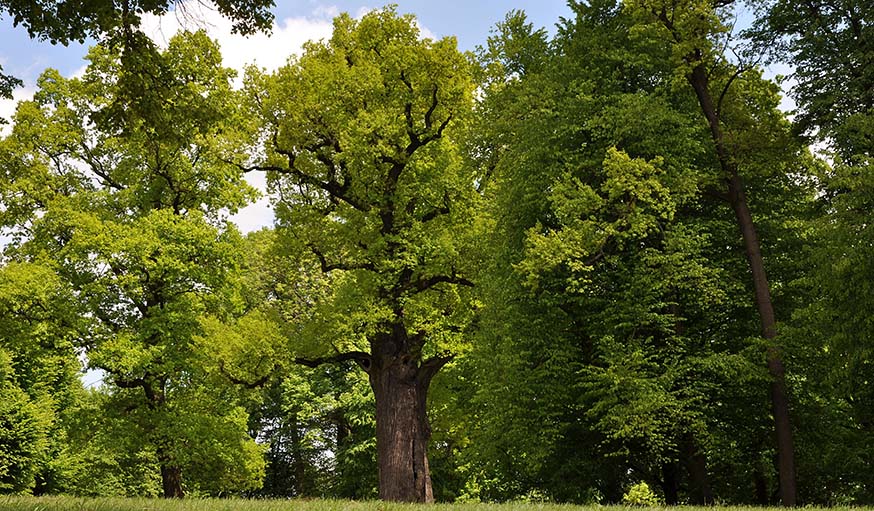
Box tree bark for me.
[370,359,436,501]
[364,318,449,503]
[661,462,680,505]
[142,378,185,499]
[687,63,797,506]
[158,449,184,498]
[683,435,714,505]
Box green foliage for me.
[621,482,661,506]
[747,0,874,154]
[0,29,263,496]
[0,1,871,504]
[0,0,273,44]
[247,9,480,350]
[0,350,52,494]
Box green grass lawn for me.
[0,498,868,511]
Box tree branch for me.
[406,272,474,294]
[218,360,272,389]
[717,66,746,118]
[295,350,373,373]
[418,352,455,387]
[113,376,146,389]
[309,244,375,273]
[419,191,451,222]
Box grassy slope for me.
[0,499,867,511]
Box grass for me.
[0,498,870,511]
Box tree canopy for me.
[1,0,873,505]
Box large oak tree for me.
[245,8,478,502]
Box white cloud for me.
[140,1,334,78]
[0,86,36,137]
[312,5,341,19]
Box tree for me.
[749,2,874,502]
[0,262,81,494]
[245,8,478,502]
[748,0,873,157]
[624,0,804,504]
[0,31,263,498]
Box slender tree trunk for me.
[687,64,797,506]
[754,459,769,505]
[661,462,680,505]
[368,323,444,503]
[684,435,714,505]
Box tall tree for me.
[0,31,263,498]
[245,8,478,502]
[625,0,801,504]
[749,2,874,502]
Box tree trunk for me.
[754,459,769,505]
[687,64,797,506]
[661,462,680,505]
[684,435,714,505]
[370,354,435,502]
[159,458,184,498]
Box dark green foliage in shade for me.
[0,0,273,44]
[224,229,378,500]
[462,0,823,504]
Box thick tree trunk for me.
[364,319,448,503]
[687,64,797,506]
[370,355,435,502]
[158,455,184,498]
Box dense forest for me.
[0,0,872,506]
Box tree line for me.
[0,0,872,505]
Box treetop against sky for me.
[0,0,571,233]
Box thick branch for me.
[295,350,373,373]
[418,353,455,387]
[419,191,451,223]
[236,160,371,213]
[406,272,474,294]
[309,244,375,273]
[218,360,272,389]
[113,376,146,389]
